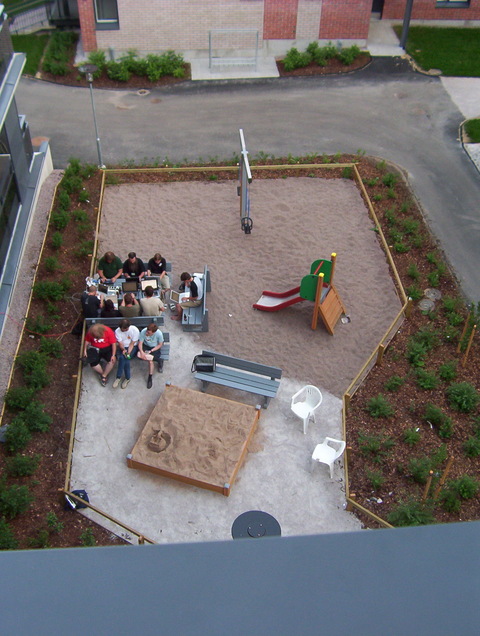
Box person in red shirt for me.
[83,323,117,386]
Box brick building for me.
[78,1,480,58]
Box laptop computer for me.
[170,290,190,303]
[140,278,159,292]
[122,280,139,293]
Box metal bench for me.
[194,350,282,408]
[182,265,211,333]
[84,316,170,360]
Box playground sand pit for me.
[99,177,402,396]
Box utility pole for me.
[400,0,415,49]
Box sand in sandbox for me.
[128,384,260,494]
[98,177,401,397]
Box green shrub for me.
[407,263,420,281]
[75,239,94,259]
[5,454,40,477]
[64,158,82,177]
[387,499,435,527]
[394,241,409,253]
[45,256,59,273]
[442,295,462,313]
[0,518,18,550]
[46,512,64,534]
[50,209,70,231]
[384,206,397,225]
[366,469,385,491]
[423,403,454,439]
[403,428,421,446]
[21,401,52,433]
[80,163,97,180]
[366,394,394,418]
[438,360,457,381]
[61,175,83,195]
[72,208,89,223]
[51,231,63,250]
[29,528,50,549]
[78,189,90,203]
[402,218,420,235]
[384,375,405,392]
[86,50,107,77]
[382,172,398,187]
[57,189,71,211]
[455,475,479,499]
[440,487,461,513]
[387,188,397,200]
[464,436,480,457]
[26,314,53,335]
[446,382,480,413]
[39,337,63,358]
[413,327,440,351]
[358,432,395,463]
[447,311,464,327]
[0,481,33,519]
[16,351,51,390]
[406,340,428,367]
[282,47,312,71]
[426,251,440,266]
[439,419,454,439]
[341,166,353,179]
[4,386,36,411]
[430,444,448,467]
[443,324,460,343]
[415,368,439,390]
[406,284,423,301]
[337,44,361,65]
[33,281,65,302]
[427,271,440,287]
[407,456,431,484]
[80,527,96,547]
[106,60,131,82]
[440,476,479,513]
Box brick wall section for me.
[296,0,322,40]
[319,0,371,39]
[78,0,97,52]
[383,0,480,21]
[263,0,298,39]
[96,0,264,55]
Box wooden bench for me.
[182,265,211,333]
[194,350,282,408]
[84,316,170,360]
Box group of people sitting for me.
[81,250,205,388]
[83,320,164,390]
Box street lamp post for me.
[400,0,415,50]
[79,64,105,169]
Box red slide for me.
[253,286,305,312]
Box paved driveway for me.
[17,65,480,300]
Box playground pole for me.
[330,252,337,285]
[311,272,324,330]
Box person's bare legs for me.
[171,302,183,320]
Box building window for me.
[94,0,119,30]
[436,1,470,6]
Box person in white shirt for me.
[113,319,139,389]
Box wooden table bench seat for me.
[194,350,282,408]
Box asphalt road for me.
[17,64,480,301]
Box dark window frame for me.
[94,0,119,31]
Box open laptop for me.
[170,290,190,303]
[140,278,159,292]
[122,280,139,293]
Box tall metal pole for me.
[87,76,105,169]
[400,0,415,50]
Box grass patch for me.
[464,119,480,143]
[398,26,480,77]
[12,33,49,76]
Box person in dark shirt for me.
[97,251,123,282]
[100,298,122,318]
[81,285,102,318]
[147,252,171,294]
[172,272,203,321]
[123,252,145,280]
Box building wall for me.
[383,0,480,21]
[319,0,371,39]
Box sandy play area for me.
[70,176,401,544]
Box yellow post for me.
[457,312,472,353]
[311,272,324,330]
[422,470,434,501]
[461,324,476,367]
[376,344,385,366]
[330,252,337,286]
[433,456,454,499]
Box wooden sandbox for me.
[127,384,261,496]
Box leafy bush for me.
[402,218,420,235]
[26,314,53,335]
[338,44,361,66]
[387,499,435,527]
[64,158,82,177]
[282,47,312,71]
[406,340,428,367]
[424,403,454,439]
[45,256,59,273]
[358,431,395,463]
[16,351,51,390]
[4,386,36,411]
[464,436,480,457]
[415,368,439,390]
[413,327,440,351]
[341,166,353,179]
[21,401,52,433]
[382,172,398,187]
[75,239,94,259]
[438,360,457,382]
[50,209,70,231]
[42,31,77,76]
[366,469,384,491]
[80,528,96,547]
[384,375,405,392]
[440,476,479,513]
[0,481,33,519]
[106,60,131,82]
[86,50,107,77]
[446,382,480,413]
[403,428,421,446]
[0,518,18,550]
[442,295,462,313]
[407,456,432,484]
[39,337,63,358]
[366,394,394,418]
[61,175,83,195]
[46,512,64,534]
[33,281,65,302]
[78,189,90,203]
[406,284,423,301]
[5,454,40,477]
[57,190,71,211]
[407,263,420,280]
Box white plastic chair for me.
[290,385,323,434]
[311,437,346,479]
